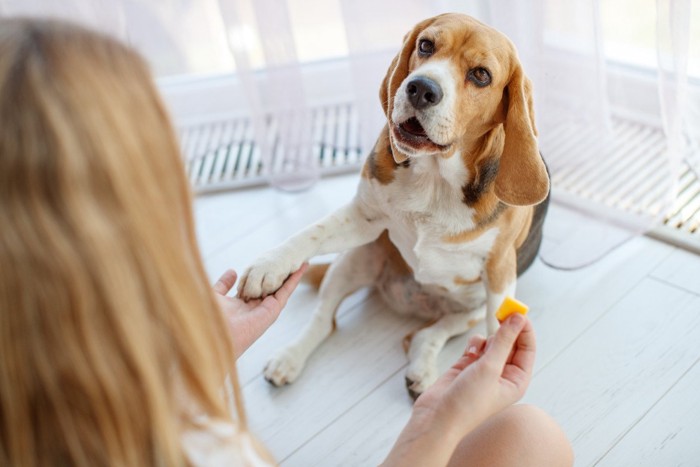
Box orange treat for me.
[495,296,529,322]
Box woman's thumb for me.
[483,314,526,365]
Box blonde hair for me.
[0,18,253,466]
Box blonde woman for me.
[0,16,308,466]
[0,18,572,466]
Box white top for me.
[182,417,275,467]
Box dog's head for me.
[381,13,549,206]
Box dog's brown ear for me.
[379,17,435,119]
[494,64,549,206]
[379,53,400,118]
[379,18,436,164]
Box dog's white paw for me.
[405,362,438,400]
[238,249,302,300]
[263,348,306,386]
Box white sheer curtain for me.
[1,0,697,267]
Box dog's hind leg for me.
[263,241,386,386]
[404,308,485,399]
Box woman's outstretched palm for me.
[213,264,307,358]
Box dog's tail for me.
[302,263,330,289]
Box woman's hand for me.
[382,314,536,467]
[213,263,307,359]
[416,313,536,434]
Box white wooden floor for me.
[194,173,700,467]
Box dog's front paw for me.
[237,249,302,300]
[405,364,438,401]
[263,348,306,386]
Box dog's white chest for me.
[365,154,498,293]
[389,223,498,290]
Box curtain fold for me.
[339,0,440,153]
[218,0,319,191]
[657,0,691,180]
[0,0,126,38]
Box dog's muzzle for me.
[390,74,451,156]
[406,76,443,110]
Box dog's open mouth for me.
[400,117,428,138]
[394,117,448,152]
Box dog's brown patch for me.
[442,227,481,244]
[302,263,330,289]
[461,160,506,228]
[457,128,510,228]
[377,230,413,275]
[476,201,508,228]
[482,207,532,292]
[462,157,499,206]
[363,128,399,185]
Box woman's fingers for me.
[213,269,238,295]
[271,263,308,308]
[482,314,527,367]
[448,335,487,373]
[245,263,310,330]
[509,319,536,375]
[466,335,487,359]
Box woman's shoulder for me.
[182,416,276,467]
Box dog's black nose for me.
[406,76,443,110]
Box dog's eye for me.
[468,67,492,87]
[418,39,434,56]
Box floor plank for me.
[539,202,647,270]
[650,247,700,295]
[200,184,355,278]
[282,371,411,467]
[523,278,700,467]
[595,358,700,467]
[243,300,422,461]
[517,235,674,372]
[235,287,371,387]
[195,174,358,262]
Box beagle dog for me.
[238,13,549,398]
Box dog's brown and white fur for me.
[238,13,550,398]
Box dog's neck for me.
[428,125,506,226]
[365,124,505,193]
[416,124,505,189]
[459,124,505,165]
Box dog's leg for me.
[484,248,517,336]
[238,198,386,300]
[263,242,386,386]
[405,308,485,399]
[485,280,516,335]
